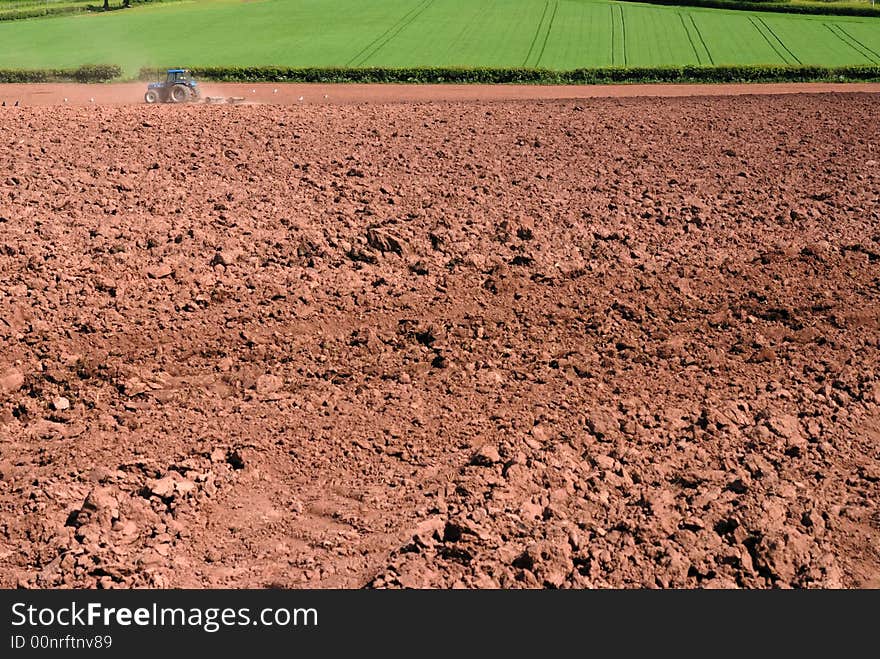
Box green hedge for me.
[138,64,880,85]
[0,65,122,83]
[0,5,87,22]
[620,0,880,18]
[0,0,176,23]
[3,62,879,86]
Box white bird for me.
[89,97,95,103]
[63,98,68,103]
[252,89,256,94]
[323,94,328,99]
[273,88,278,94]
[298,96,304,102]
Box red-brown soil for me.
[0,93,878,589]
[2,81,880,106]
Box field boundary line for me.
[534,0,559,68]
[346,0,434,67]
[610,4,616,66]
[748,15,793,65]
[523,0,551,67]
[835,24,880,63]
[690,15,715,65]
[757,16,802,64]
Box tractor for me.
[144,69,201,104]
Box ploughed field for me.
[0,93,879,589]
[1,0,880,75]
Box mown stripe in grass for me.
[7,0,880,74]
[610,4,616,67]
[523,1,551,67]
[839,25,880,62]
[346,0,433,67]
[679,12,706,65]
[443,1,492,61]
[825,23,880,64]
[756,17,801,64]
[534,0,559,68]
[690,15,714,65]
[823,24,873,63]
[362,0,438,65]
[748,15,792,64]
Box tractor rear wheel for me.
[169,84,191,103]
[144,90,159,104]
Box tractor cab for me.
[144,68,201,104]
[165,68,195,85]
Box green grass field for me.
[1,0,879,75]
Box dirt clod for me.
[0,94,878,589]
[0,368,24,393]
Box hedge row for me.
[0,0,170,23]
[0,65,122,83]
[0,5,87,22]
[138,64,880,85]
[620,0,880,18]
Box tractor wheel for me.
[169,84,191,103]
[144,90,159,104]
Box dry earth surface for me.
[3,82,880,106]
[0,92,879,589]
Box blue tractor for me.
[144,68,201,104]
